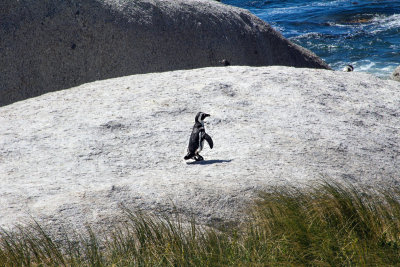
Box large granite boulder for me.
[0,0,330,106]
[0,66,398,233]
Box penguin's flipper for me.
[204,133,213,149]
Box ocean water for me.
[222,0,400,77]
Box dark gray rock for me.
[391,66,400,82]
[0,0,330,106]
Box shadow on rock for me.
[186,159,233,165]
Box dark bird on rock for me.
[343,64,354,72]
[219,59,231,66]
[184,112,213,161]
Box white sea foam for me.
[310,0,348,7]
[356,61,376,72]
[333,23,352,28]
[331,59,397,78]
[292,32,323,39]
[260,6,299,16]
[349,60,398,78]
[265,0,348,15]
[325,13,400,33]
[369,14,400,34]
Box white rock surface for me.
[0,66,399,232]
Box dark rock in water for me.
[391,66,400,82]
[0,0,330,106]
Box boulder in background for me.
[0,0,330,106]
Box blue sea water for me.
[222,0,400,77]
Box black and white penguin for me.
[184,112,214,161]
[343,64,354,72]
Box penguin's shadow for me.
[186,159,233,165]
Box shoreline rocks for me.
[391,66,400,82]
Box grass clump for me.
[1,181,400,266]
[250,182,400,265]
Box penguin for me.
[343,64,354,72]
[184,112,214,161]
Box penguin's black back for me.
[187,122,203,153]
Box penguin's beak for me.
[204,113,210,118]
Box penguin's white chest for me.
[196,132,205,153]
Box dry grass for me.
[1,181,399,266]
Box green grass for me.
[1,181,400,266]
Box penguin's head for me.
[195,112,210,123]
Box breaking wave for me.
[223,0,400,77]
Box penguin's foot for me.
[184,152,195,160]
[194,155,204,161]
